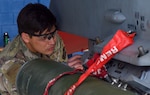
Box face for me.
[23,26,57,55]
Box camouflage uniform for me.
[0,34,68,95]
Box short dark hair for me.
[17,3,56,36]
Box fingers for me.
[73,64,84,70]
[67,55,83,70]
[68,59,82,67]
[68,61,83,70]
[67,55,82,63]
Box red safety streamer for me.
[86,53,108,79]
[43,69,83,95]
[64,29,136,95]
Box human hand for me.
[67,55,84,70]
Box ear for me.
[21,33,30,43]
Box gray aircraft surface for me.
[50,0,150,95]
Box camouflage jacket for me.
[0,34,68,95]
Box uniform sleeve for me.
[0,58,24,95]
